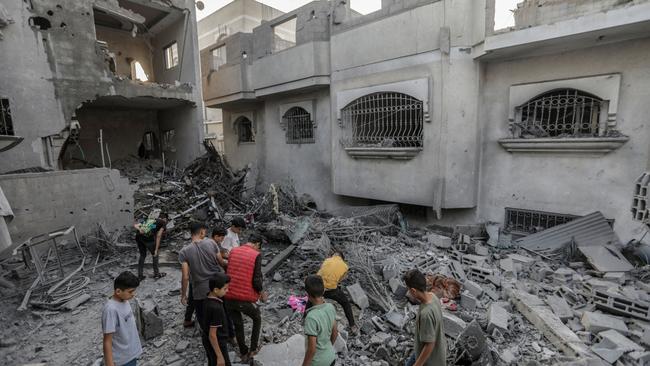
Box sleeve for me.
[252,255,263,293]
[102,307,117,334]
[208,305,223,329]
[418,310,437,343]
[178,247,186,264]
[304,314,320,337]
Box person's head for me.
[304,274,325,300]
[113,271,140,301]
[230,217,246,234]
[248,233,264,250]
[331,250,345,261]
[211,227,227,243]
[158,212,169,223]
[190,222,208,239]
[208,272,230,298]
[403,269,428,301]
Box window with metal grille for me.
[515,89,602,138]
[164,42,179,69]
[235,117,255,143]
[341,92,423,148]
[504,207,578,235]
[0,99,14,136]
[283,107,314,144]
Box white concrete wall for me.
[478,37,650,242]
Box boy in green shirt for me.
[403,269,446,366]
[302,275,338,366]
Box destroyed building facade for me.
[201,0,650,242]
[0,0,204,244]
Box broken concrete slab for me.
[487,302,510,333]
[385,309,406,330]
[546,295,574,322]
[581,311,629,334]
[578,245,633,273]
[255,334,305,366]
[510,290,590,357]
[135,298,163,340]
[455,319,486,361]
[461,291,478,311]
[463,280,483,298]
[262,244,297,276]
[426,233,451,249]
[347,282,369,309]
[597,329,644,352]
[442,312,467,338]
[62,293,91,311]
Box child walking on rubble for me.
[102,271,142,366]
[202,273,232,366]
[302,274,338,366]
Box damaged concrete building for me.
[201,0,650,243]
[0,0,204,245]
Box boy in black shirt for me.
[202,272,231,366]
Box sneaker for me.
[153,272,167,279]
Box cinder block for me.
[427,233,452,249]
[488,302,510,333]
[347,282,369,309]
[443,312,467,338]
[463,280,483,298]
[461,291,478,311]
[581,311,629,335]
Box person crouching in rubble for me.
[302,274,339,366]
[102,271,142,366]
[202,273,232,366]
[403,269,446,366]
[316,250,357,333]
[133,213,168,280]
[224,233,267,363]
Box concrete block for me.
[442,312,467,338]
[427,233,451,249]
[347,282,369,309]
[135,298,163,340]
[255,334,305,366]
[385,309,406,330]
[488,302,510,333]
[474,243,489,256]
[175,340,189,353]
[546,295,573,322]
[463,280,483,298]
[581,311,629,334]
[598,329,643,352]
[461,292,478,311]
[370,332,391,345]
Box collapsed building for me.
[201,0,650,244]
[0,0,205,246]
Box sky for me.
[196,0,518,30]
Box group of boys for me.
[103,215,447,366]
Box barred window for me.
[235,116,255,143]
[283,107,314,144]
[515,89,602,138]
[0,99,13,136]
[341,92,423,148]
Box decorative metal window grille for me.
[283,107,314,144]
[340,92,423,148]
[504,207,579,235]
[236,117,255,143]
[515,89,602,138]
[0,99,14,136]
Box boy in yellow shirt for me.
[316,251,356,332]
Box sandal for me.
[153,272,167,279]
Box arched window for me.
[235,116,255,143]
[341,92,423,148]
[516,89,602,137]
[283,107,314,144]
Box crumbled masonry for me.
[0,149,649,365]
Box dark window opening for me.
[516,89,602,138]
[29,17,52,30]
[235,117,255,143]
[341,92,424,148]
[0,99,14,136]
[164,42,179,69]
[162,129,175,152]
[284,107,314,144]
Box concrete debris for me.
[487,302,510,333]
[581,311,629,335]
[578,245,633,273]
[347,282,370,310]
[62,293,91,311]
[135,298,164,340]
[443,312,467,338]
[254,334,305,366]
[545,295,573,322]
[454,320,486,361]
[427,233,452,249]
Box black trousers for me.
[305,288,355,327]
[225,300,261,355]
[202,335,232,366]
[135,234,159,277]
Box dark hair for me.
[332,250,345,261]
[231,217,246,229]
[248,233,263,247]
[208,272,231,292]
[212,227,227,237]
[304,275,325,298]
[403,269,427,292]
[189,222,207,236]
[159,212,169,220]
[114,271,140,290]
